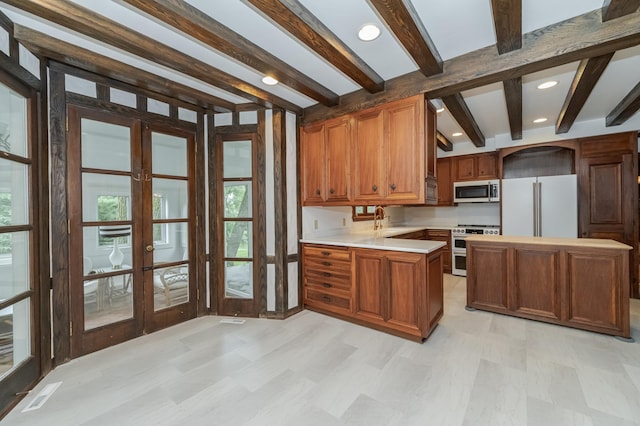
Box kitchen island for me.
[300,228,446,342]
[465,235,632,340]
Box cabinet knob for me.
[315,189,321,195]
[329,188,335,194]
[372,184,377,192]
[322,282,331,288]
[390,183,397,191]
[322,261,331,266]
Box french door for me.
[0,73,43,415]
[216,133,260,316]
[68,105,196,357]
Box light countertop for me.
[300,226,446,254]
[465,235,632,250]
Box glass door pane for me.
[0,80,33,383]
[149,132,191,312]
[218,136,258,315]
[80,119,135,330]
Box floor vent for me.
[220,318,246,324]
[22,382,62,412]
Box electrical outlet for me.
[314,219,318,230]
[342,217,346,226]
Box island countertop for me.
[465,234,632,250]
[300,226,446,254]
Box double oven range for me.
[451,225,500,276]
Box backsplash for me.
[301,203,500,237]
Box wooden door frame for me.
[212,129,267,317]
[49,63,206,364]
[0,67,49,416]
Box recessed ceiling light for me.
[358,24,381,41]
[533,117,548,123]
[452,132,463,137]
[537,81,558,90]
[262,76,278,85]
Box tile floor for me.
[3,274,640,425]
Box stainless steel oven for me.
[451,225,500,276]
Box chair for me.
[83,257,101,307]
[154,267,189,307]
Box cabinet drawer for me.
[304,257,351,273]
[305,277,351,292]
[424,229,450,239]
[305,289,351,310]
[304,268,351,286]
[303,245,351,261]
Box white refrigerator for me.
[501,174,577,238]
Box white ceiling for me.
[1,0,638,151]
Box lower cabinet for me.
[353,248,443,341]
[393,228,452,274]
[302,243,444,341]
[466,238,631,338]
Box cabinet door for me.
[385,98,424,202]
[354,249,385,321]
[477,153,497,179]
[300,124,325,204]
[353,110,385,202]
[325,118,352,203]
[466,244,509,311]
[425,229,451,274]
[512,247,561,320]
[386,252,424,332]
[436,157,453,206]
[455,156,476,181]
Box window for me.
[352,205,383,221]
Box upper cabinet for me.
[301,117,352,205]
[454,152,498,181]
[301,94,434,206]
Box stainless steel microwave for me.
[453,179,500,203]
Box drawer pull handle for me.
[329,188,335,194]
[372,184,378,192]
[321,251,331,256]
[321,295,331,301]
[390,183,396,191]
[322,261,331,266]
[322,282,331,288]
[315,189,321,195]
[322,272,331,277]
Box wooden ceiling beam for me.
[491,0,522,54]
[3,0,302,112]
[303,9,640,124]
[441,93,485,147]
[436,131,453,152]
[14,25,235,112]
[606,81,640,126]
[555,53,613,134]
[368,0,442,76]
[120,0,339,107]
[491,0,522,140]
[243,0,384,93]
[502,78,522,140]
[602,0,640,21]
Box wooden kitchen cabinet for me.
[353,247,443,340]
[352,95,425,205]
[578,131,638,298]
[423,229,452,274]
[466,236,631,338]
[302,245,353,315]
[454,152,498,181]
[300,117,352,205]
[425,103,437,205]
[393,228,452,274]
[352,109,385,203]
[436,157,453,206]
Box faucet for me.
[373,206,385,233]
